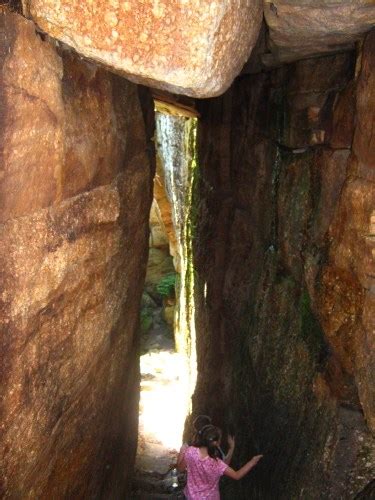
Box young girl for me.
[177,424,262,500]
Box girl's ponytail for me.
[191,415,212,446]
[207,440,220,460]
[199,425,222,459]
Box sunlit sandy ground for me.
[136,349,189,475]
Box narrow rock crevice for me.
[0,4,374,499]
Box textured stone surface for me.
[264,0,375,64]
[153,159,179,269]
[146,195,175,301]
[353,30,375,176]
[192,43,375,499]
[0,10,153,498]
[24,0,262,98]
[155,113,194,275]
[149,201,169,250]
[269,52,356,149]
[0,9,63,222]
[322,30,375,432]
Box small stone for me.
[104,11,118,27]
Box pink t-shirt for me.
[184,446,228,500]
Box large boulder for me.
[22,0,262,97]
[264,1,375,64]
[0,9,153,497]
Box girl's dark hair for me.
[193,415,212,432]
[194,425,222,459]
[191,415,212,446]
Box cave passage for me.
[1,5,374,498]
[132,102,199,497]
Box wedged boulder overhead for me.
[23,0,263,98]
[0,9,153,498]
[264,0,375,64]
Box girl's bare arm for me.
[176,444,188,472]
[223,454,263,480]
[224,435,235,464]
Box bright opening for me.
[134,95,199,489]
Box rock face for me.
[147,201,175,290]
[0,9,153,498]
[23,0,263,98]
[155,111,198,401]
[149,201,169,250]
[193,32,375,499]
[153,159,179,270]
[327,30,375,433]
[264,0,375,64]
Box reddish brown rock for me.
[320,31,375,433]
[0,9,153,498]
[329,81,356,149]
[270,53,355,149]
[311,149,350,246]
[193,46,375,499]
[353,30,375,179]
[23,0,263,98]
[323,176,375,429]
[264,0,375,65]
[0,11,64,223]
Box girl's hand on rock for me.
[252,454,263,465]
[227,435,235,449]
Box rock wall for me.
[153,158,179,270]
[146,200,174,292]
[155,112,199,410]
[0,9,154,498]
[192,31,375,499]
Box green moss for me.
[186,118,199,241]
[183,117,199,325]
[299,290,328,364]
[156,273,177,298]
